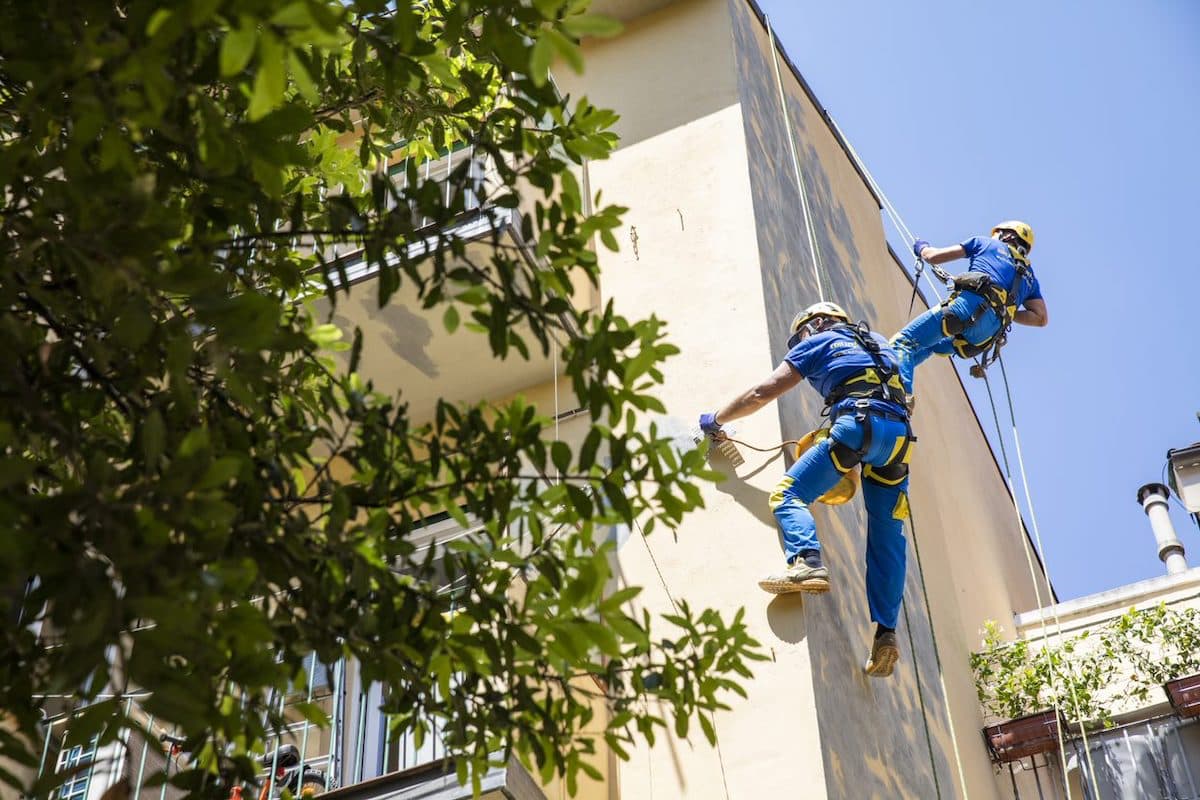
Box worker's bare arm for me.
[918,244,966,265]
[714,363,803,425]
[1014,297,1048,327]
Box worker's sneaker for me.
[864,628,900,677]
[758,561,830,595]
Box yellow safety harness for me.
[943,245,1033,370]
[821,322,914,475]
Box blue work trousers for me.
[769,412,911,629]
[891,292,1000,393]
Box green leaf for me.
[220,22,258,77]
[248,35,286,120]
[145,8,173,36]
[551,441,571,475]
[543,28,584,74]
[561,14,623,39]
[310,323,343,347]
[142,409,165,466]
[289,52,319,103]
[443,305,460,334]
[529,33,555,87]
[178,427,210,458]
[198,456,243,490]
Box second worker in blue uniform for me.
[891,220,1049,399]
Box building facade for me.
[27,1,1081,799]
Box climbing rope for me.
[721,436,801,454]
[907,503,971,799]
[977,367,1085,792]
[900,599,944,799]
[717,428,953,798]
[634,517,734,800]
[998,355,1104,790]
[829,117,1104,799]
[766,16,828,303]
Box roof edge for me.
[739,0,883,211]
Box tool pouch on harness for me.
[951,271,993,295]
[944,274,1012,359]
[826,399,915,485]
[793,427,860,505]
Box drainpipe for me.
[1137,483,1188,575]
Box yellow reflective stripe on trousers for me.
[884,434,906,466]
[829,448,856,473]
[769,475,794,510]
[863,464,906,487]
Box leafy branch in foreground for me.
[0,1,764,797]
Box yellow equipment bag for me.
[794,428,859,505]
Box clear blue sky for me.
[758,0,1200,601]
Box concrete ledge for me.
[1015,566,1200,634]
[321,756,545,800]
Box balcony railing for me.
[1000,713,1200,800]
[28,657,470,800]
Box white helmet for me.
[788,302,849,347]
[790,302,849,335]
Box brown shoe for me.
[864,630,899,677]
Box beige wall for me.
[565,2,832,798]
[561,0,1054,797]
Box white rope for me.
[1000,360,1104,793]
[553,337,561,467]
[826,119,946,305]
[766,16,826,302]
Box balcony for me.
[999,714,1200,799]
[321,757,545,800]
[30,655,547,800]
[309,146,583,427]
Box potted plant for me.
[982,709,1066,763]
[1096,605,1200,716]
[1164,673,1200,718]
[971,622,1107,764]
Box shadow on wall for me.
[333,294,439,379]
[726,0,955,796]
[726,0,880,353]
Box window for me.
[55,736,97,800]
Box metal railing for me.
[26,655,464,800]
[1003,714,1200,799]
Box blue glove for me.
[699,412,723,436]
[912,239,931,260]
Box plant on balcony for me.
[972,605,1200,741]
[971,621,1110,727]
[1096,605,1200,704]
[0,2,766,799]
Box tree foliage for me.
[0,1,764,796]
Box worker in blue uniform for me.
[892,221,1048,398]
[699,302,914,677]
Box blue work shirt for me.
[961,236,1044,307]
[784,326,908,417]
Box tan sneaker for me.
[758,562,830,595]
[864,630,900,677]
